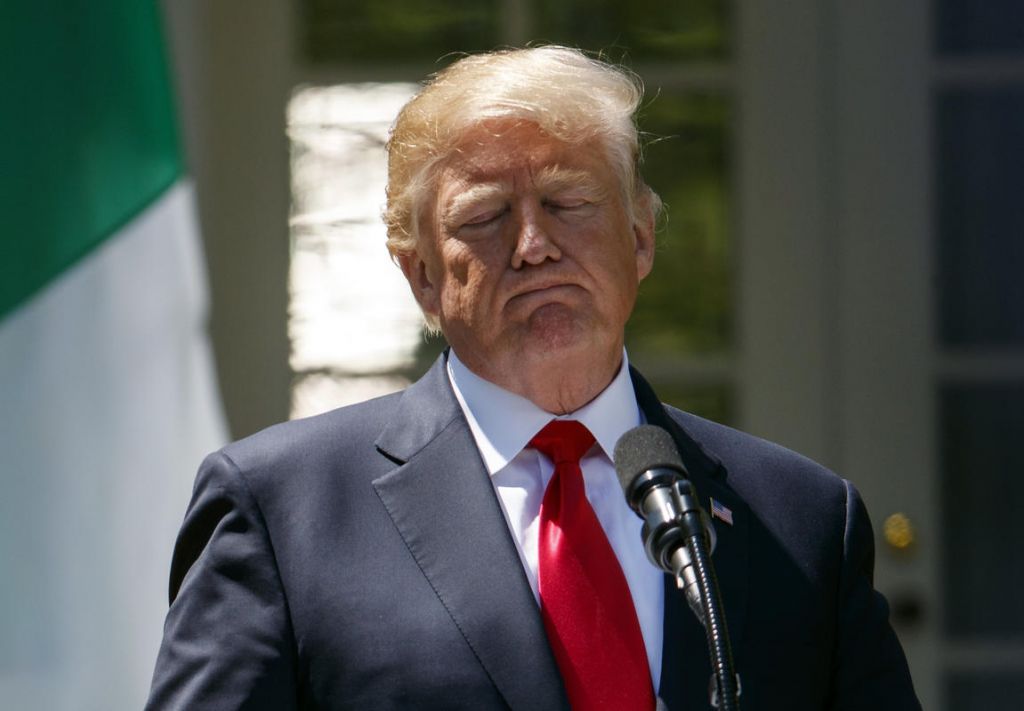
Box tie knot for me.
[529,420,596,465]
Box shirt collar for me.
[446,348,643,475]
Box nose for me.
[511,202,561,269]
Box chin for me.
[522,304,590,350]
[528,327,617,369]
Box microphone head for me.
[613,425,687,501]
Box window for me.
[288,1,736,423]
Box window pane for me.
[935,0,1024,56]
[531,0,731,60]
[652,382,733,426]
[936,89,1024,347]
[287,84,426,418]
[292,372,411,419]
[627,93,733,356]
[947,673,1024,711]
[940,384,1024,639]
[301,0,500,63]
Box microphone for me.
[616,425,742,709]
[613,425,716,625]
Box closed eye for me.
[546,199,588,211]
[461,207,507,230]
[544,197,597,217]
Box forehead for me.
[438,121,611,187]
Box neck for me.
[452,345,624,415]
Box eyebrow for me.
[441,183,508,226]
[533,166,606,197]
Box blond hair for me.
[384,46,660,260]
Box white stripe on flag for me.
[0,180,227,709]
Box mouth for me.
[512,276,579,297]
[506,281,582,310]
[513,281,569,297]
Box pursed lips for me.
[505,279,583,306]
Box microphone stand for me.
[615,425,740,709]
[649,478,740,710]
[674,481,739,710]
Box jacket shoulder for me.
[210,391,403,492]
[662,405,848,508]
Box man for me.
[147,47,920,709]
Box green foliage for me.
[302,0,499,63]
[652,383,733,425]
[531,0,730,60]
[627,93,733,357]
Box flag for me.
[710,497,734,526]
[0,2,227,708]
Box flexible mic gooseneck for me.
[613,425,716,621]
[614,425,740,711]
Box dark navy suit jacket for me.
[146,356,920,709]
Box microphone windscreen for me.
[613,425,686,494]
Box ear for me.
[398,250,441,318]
[632,200,656,282]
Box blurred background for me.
[2,0,1022,708]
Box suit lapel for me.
[374,356,568,711]
[631,368,749,710]
[371,358,748,711]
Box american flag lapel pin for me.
[710,497,734,526]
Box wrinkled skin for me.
[400,121,655,414]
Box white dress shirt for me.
[446,350,664,689]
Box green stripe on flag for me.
[1,0,183,319]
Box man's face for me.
[400,120,654,404]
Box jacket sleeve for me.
[830,480,921,710]
[145,451,299,710]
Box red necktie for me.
[530,420,655,711]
